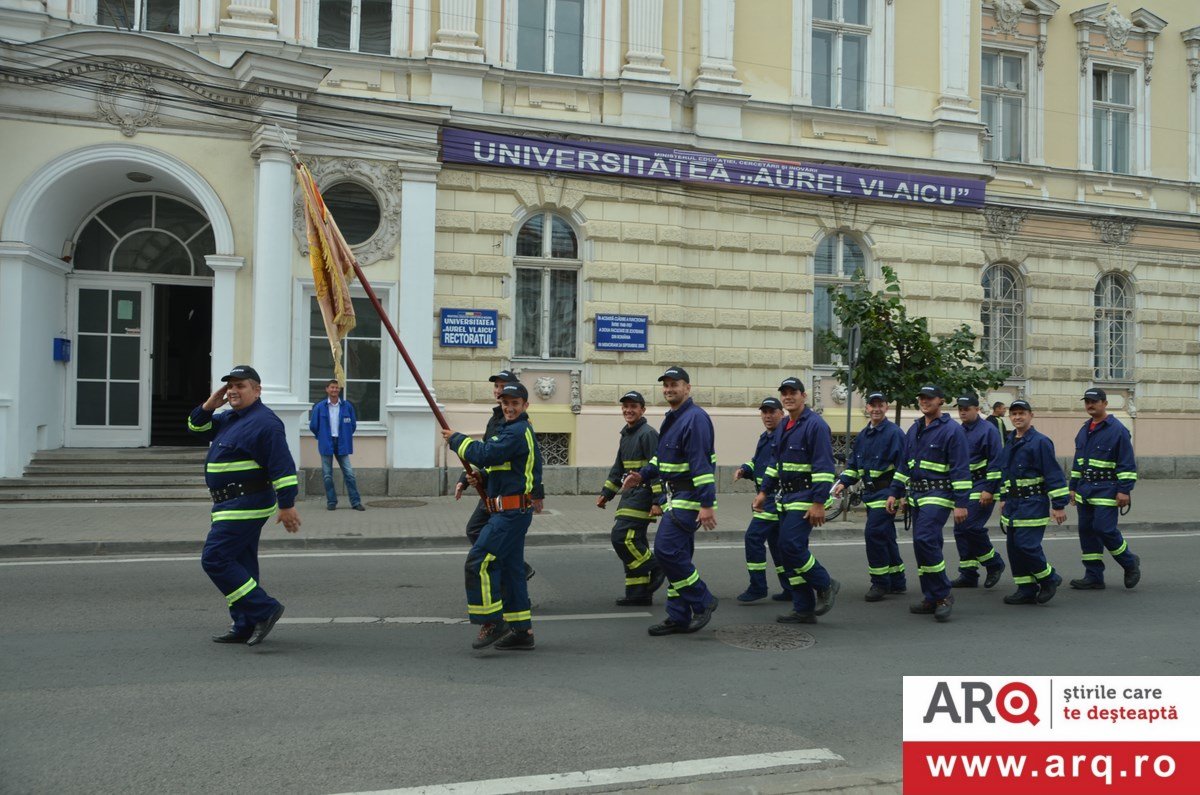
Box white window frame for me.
[812,231,868,368]
[1186,28,1200,183]
[1091,66,1136,175]
[502,0,602,78]
[981,48,1029,164]
[511,211,582,362]
[1081,58,1148,176]
[1093,272,1134,383]
[981,263,1026,380]
[792,0,893,113]
[83,0,198,34]
[300,0,405,56]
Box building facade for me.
[1,1,1198,486]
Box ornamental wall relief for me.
[292,156,403,266]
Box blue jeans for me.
[321,453,361,507]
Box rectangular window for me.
[1092,68,1133,174]
[981,51,1025,162]
[516,0,584,76]
[811,0,870,111]
[318,0,392,54]
[514,266,578,359]
[97,0,179,33]
[309,296,383,421]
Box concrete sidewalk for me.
[0,480,1191,557]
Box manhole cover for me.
[716,624,816,651]
[365,499,427,508]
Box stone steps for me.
[3,447,211,503]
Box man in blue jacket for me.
[1068,388,1141,590]
[623,366,720,636]
[309,379,363,511]
[887,385,971,623]
[443,382,544,651]
[733,397,791,603]
[832,391,907,602]
[980,400,1069,605]
[189,365,300,646]
[950,392,1006,589]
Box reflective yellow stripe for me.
[272,475,298,490]
[915,496,955,509]
[670,570,700,590]
[979,549,996,562]
[1015,477,1045,486]
[523,429,536,493]
[456,437,474,459]
[1047,486,1069,499]
[919,461,949,472]
[917,561,946,574]
[1085,497,1118,507]
[502,610,532,623]
[960,559,980,568]
[1082,553,1105,561]
[864,499,888,509]
[692,473,715,486]
[480,553,496,612]
[468,603,503,615]
[622,459,648,469]
[781,501,813,511]
[753,511,779,520]
[666,587,679,598]
[781,462,813,472]
[746,562,768,571]
[658,461,690,473]
[1033,565,1054,581]
[868,564,890,575]
[797,554,817,574]
[868,466,894,477]
[604,480,621,492]
[843,468,861,479]
[1109,541,1128,556]
[188,418,212,432]
[951,480,972,490]
[625,576,651,586]
[1000,516,1050,527]
[1012,574,1035,584]
[812,473,835,483]
[225,578,257,606]
[486,462,512,473]
[668,498,703,511]
[1116,472,1138,480]
[615,508,653,521]
[623,528,652,566]
[211,504,278,521]
[970,460,988,471]
[206,460,262,473]
[889,564,906,574]
[894,473,910,484]
[764,466,778,478]
[1088,459,1116,469]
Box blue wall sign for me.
[595,314,648,351]
[440,309,498,348]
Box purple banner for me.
[441,127,986,210]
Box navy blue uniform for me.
[953,417,1006,582]
[450,412,543,631]
[986,428,1069,597]
[188,400,298,635]
[1070,415,1138,583]
[600,418,663,597]
[760,407,837,615]
[737,430,791,598]
[637,398,718,625]
[837,418,907,592]
[891,414,972,604]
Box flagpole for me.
[277,129,487,501]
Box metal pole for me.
[846,326,860,457]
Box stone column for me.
[205,255,244,389]
[431,0,484,61]
[219,0,278,37]
[932,0,980,162]
[386,162,441,470]
[622,0,670,81]
[694,0,741,91]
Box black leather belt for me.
[778,475,813,493]
[909,479,951,493]
[210,479,271,503]
[1005,484,1047,498]
[1082,470,1117,482]
[862,475,894,492]
[665,477,695,492]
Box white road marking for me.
[332,748,844,794]
[0,530,1194,567]
[280,612,652,626]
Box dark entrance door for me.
[151,284,212,446]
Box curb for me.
[0,521,1188,559]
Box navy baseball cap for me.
[658,366,690,383]
[221,365,261,383]
[499,382,529,400]
[1009,399,1033,412]
[759,397,783,411]
[1083,388,1107,401]
[865,391,888,403]
[918,384,944,399]
[956,392,980,408]
[488,369,520,383]
[619,390,646,405]
[778,377,806,393]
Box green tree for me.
[820,266,1010,424]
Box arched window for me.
[981,263,1025,378]
[514,212,580,360]
[1094,273,1133,381]
[72,194,214,276]
[813,232,866,366]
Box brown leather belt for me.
[486,494,533,513]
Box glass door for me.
[67,282,152,447]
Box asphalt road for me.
[2,532,1197,794]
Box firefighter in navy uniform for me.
[980,400,1070,605]
[188,365,299,646]
[832,391,907,602]
[887,385,971,623]
[597,390,665,606]
[753,377,841,624]
[950,392,1007,590]
[734,397,792,604]
[1068,388,1141,590]
[623,367,720,636]
[444,381,544,651]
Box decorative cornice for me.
[984,206,1029,239]
[1091,216,1137,247]
[292,156,403,266]
[94,62,160,137]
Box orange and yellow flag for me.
[296,163,357,386]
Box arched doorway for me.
[67,193,214,447]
